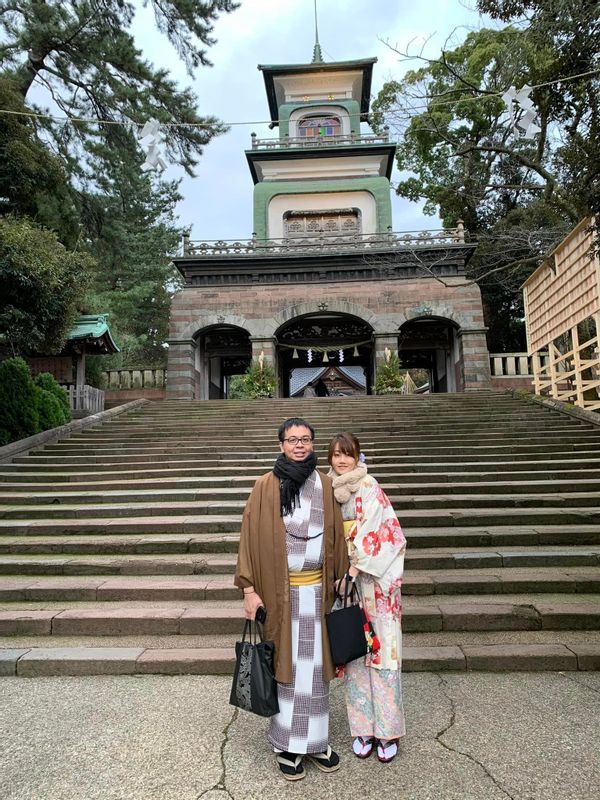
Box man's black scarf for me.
[273,452,318,517]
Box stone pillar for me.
[165,338,197,399]
[250,337,276,366]
[457,328,491,391]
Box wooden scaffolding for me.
[523,217,600,411]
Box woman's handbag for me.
[229,619,279,717]
[325,576,369,666]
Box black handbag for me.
[325,576,368,666]
[229,619,279,717]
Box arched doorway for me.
[398,318,460,393]
[194,325,251,399]
[276,313,374,397]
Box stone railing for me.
[181,225,466,258]
[62,384,105,413]
[102,368,166,390]
[250,131,390,150]
[489,352,566,378]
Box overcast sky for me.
[133,0,491,242]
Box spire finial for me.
[312,0,323,63]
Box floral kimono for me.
[333,468,407,741]
[346,474,406,669]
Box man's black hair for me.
[278,417,315,442]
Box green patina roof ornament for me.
[312,0,323,63]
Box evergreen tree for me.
[372,14,599,349]
[0,0,238,181]
[0,217,93,355]
[83,142,183,366]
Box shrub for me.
[0,359,73,446]
[34,372,71,425]
[35,386,66,431]
[0,357,39,444]
[375,350,405,395]
[231,359,278,399]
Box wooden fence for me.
[523,218,600,411]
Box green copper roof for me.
[258,58,377,125]
[67,315,120,353]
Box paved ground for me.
[1,672,599,800]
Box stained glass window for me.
[298,116,342,137]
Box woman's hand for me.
[243,590,264,620]
[335,568,360,597]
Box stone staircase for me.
[1,393,599,676]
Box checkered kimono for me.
[268,471,329,755]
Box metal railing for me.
[181,225,466,258]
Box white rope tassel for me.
[502,85,541,138]
[139,118,167,172]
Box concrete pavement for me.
[1,672,599,800]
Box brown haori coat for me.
[234,470,349,684]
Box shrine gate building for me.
[167,50,491,399]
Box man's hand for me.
[243,590,264,620]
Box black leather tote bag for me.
[229,619,279,717]
[325,577,368,666]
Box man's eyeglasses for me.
[283,436,313,445]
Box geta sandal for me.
[377,739,399,763]
[306,745,340,772]
[276,752,305,781]
[352,736,375,759]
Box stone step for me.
[2,497,600,524]
[2,512,600,538]
[0,568,599,600]
[3,461,600,488]
[3,641,599,676]
[44,423,594,449]
[2,527,599,555]
[4,469,600,494]
[16,437,600,464]
[10,448,600,474]
[2,523,599,547]
[70,411,578,430]
[0,546,599,572]
[1,596,599,636]
[3,479,600,507]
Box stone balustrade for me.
[61,384,105,413]
[102,369,166,390]
[181,225,466,258]
[250,131,390,150]
[490,352,563,378]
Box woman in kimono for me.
[328,431,406,763]
[235,417,348,781]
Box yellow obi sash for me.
[343,519,357,537]
[288,569,322,586]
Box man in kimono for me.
[235,417,349,781]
